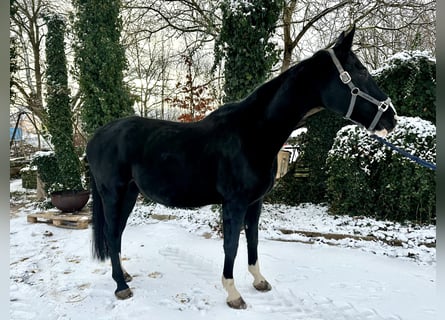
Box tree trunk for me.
[281,0,297,72]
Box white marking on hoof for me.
[222,276,246,308]
[248,262,272,291]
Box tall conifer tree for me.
[73,0,134,136]
[45,14,82,191]
[214,0,283,103]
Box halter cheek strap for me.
[326,48,394,132]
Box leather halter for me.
[326,48,396,132]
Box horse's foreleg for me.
[245,199,272,292]
[221,201,247,309]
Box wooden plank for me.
[279,229,375,242]
[27,211,91,230]
[276,229,438,248]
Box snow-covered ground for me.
[10,179,436,319]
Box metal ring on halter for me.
[351,87,359,96]
[378,101,389,112]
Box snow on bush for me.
[373,50,435,124]
[329,116,436,171]
[326,116,435,224]
[373,50,436,77]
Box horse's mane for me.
[205,59,311,123]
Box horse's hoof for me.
[124,272,133,283]
[227,296,247,309]
[115,288,133,299]
[254,280,272,292]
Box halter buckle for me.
[340,71,351,84]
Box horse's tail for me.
[90,174,109,261]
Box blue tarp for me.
[10,127,23,141]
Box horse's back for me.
[86,116,223,206]
[87,116,183,160]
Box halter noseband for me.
[326,48,395,132]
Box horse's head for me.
[319,27,397,137]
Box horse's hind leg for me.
[117,181,139,283]
[102,201,131,299]
[103,182,139,300]
[245,199,271,292]
[221,200,247,309]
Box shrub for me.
[32,151,88,195]
[20,166,37,189]
[326,116,435,224]
[265,162,306,206]
[374,51,435,124]
[296,111,348,203]
[31,151,60,195]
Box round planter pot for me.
[51,190,90,213]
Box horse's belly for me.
[145,186,221,208]
[135,171,221,208]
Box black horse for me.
[86,27,397,309]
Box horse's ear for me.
[333,25,355,54]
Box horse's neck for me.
[246,64,320,156]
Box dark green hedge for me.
[20,167,37,189]
[31,151,87,195]
[374,51,435,124]
[31,152,59,195]
[326,116,435,224]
